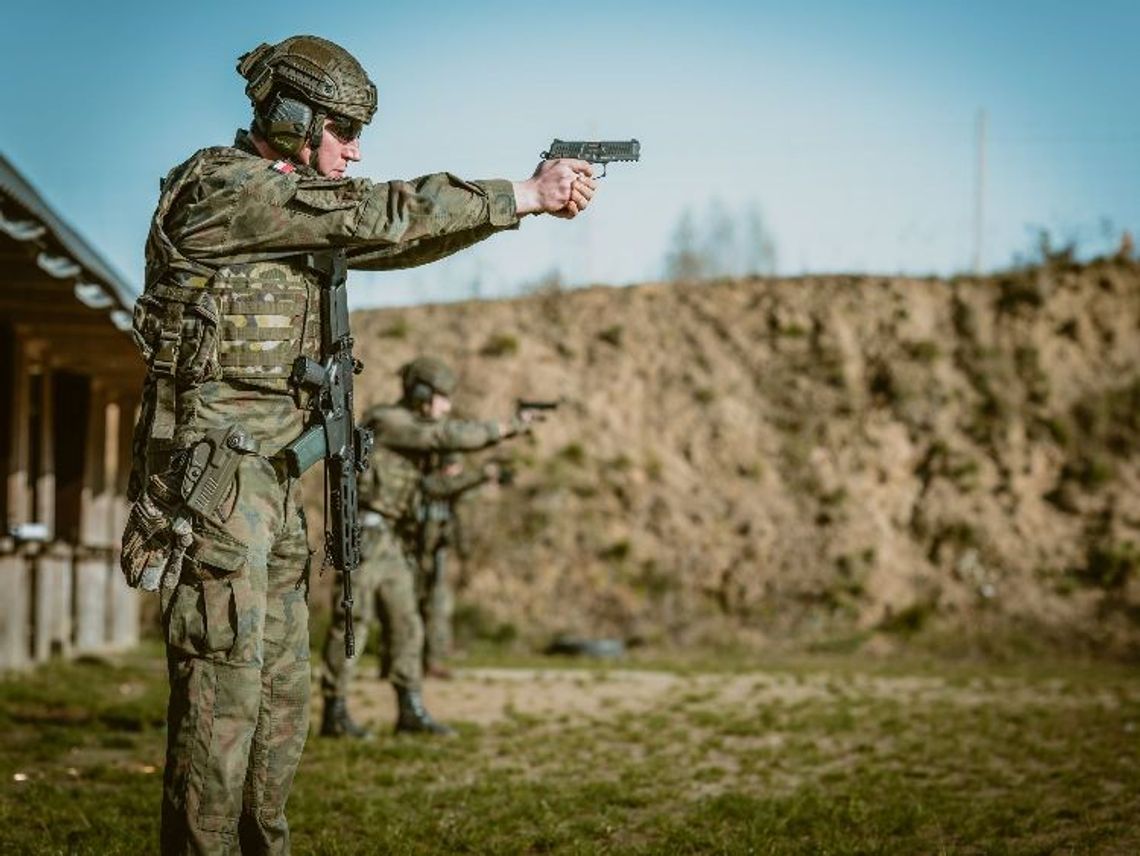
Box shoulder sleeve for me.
[371,408,503,452]
[422,467,488,499]
[177,160,519,267]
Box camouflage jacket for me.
[146,130,518,281]
[359,403,513,525]
[130,131,518,490]
[418,457,487,561]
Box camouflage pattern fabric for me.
[148,130,517,281]
[135,127,521,853]
[158,451,311,855]
[420,524,455,672]
[321,524,422,694]
[318,524,383,699]
[419,464,488,671]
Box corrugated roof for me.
[0,151,137,312]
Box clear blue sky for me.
[3,0,1137,306]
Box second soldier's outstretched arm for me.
[422,465,490,501]
[370,406,528,456]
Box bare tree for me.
[664,201,778,281]
[742,203,777,276]
[664,207,709,281]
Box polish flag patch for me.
[271,160,296,174]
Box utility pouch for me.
[131,285,221,445]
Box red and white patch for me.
[271,160,296,174]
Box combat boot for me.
[320,696,372,739]
[394,685,455,736]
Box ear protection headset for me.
[408,382,435,409]
[257,91,324,161]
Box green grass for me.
[1,646,1138,854]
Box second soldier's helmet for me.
[237,35,377,161]
[400,356,457,404]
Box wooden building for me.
[1,153,144,669]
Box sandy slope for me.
[321,257,1140,654]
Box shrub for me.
[480,333,519,358]
[878,599,937,636]
[379,317,409,339]
[598,325,624,347]
[1075,541,1140,589]
[904,340,940,363]
[599,540,632,562]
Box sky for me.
[2,0,1138,308]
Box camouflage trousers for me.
[159,454,311,856]
[321,522,424,696]
[420,547,454,671]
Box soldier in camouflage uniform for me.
[320,357,528,736]
[117,35,596,855]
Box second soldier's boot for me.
[394,685,455,736]
[320,696,372,739]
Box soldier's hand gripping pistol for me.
[281,251,374,657]
[541,139,640,177]
[515,398,560,428]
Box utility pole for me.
[973,108,987,275]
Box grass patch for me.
[2,648,1139,854]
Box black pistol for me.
[540,139,640,177]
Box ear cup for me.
[260,93,313,157]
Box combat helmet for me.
[400,356,457,404]
[237,35,377,163]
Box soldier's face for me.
[303,118,362,178]
[429,394,452,420]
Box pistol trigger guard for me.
[596,163,608,179]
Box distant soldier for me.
[319,357,533,736]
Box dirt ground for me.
[329,662,1129,732]
[339,667,687,729]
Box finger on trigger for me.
[567,158,593,178]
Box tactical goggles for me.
[326,114,364,143]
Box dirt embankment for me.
[338,258,1140,655]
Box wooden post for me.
[0,332,32,669]
[107,390,141,649]
[74,380,108,652]
[31,357,72,661]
